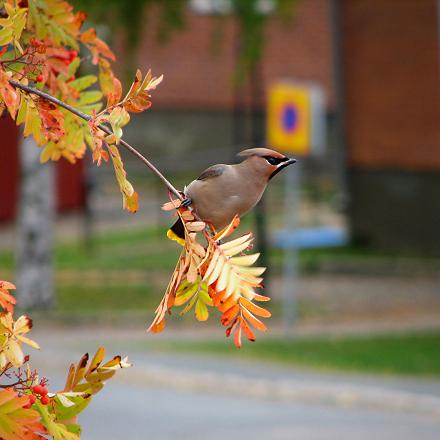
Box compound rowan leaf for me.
[0,388,44,440]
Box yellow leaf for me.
[230,253,260,266]
[220,233,252,252]
[216,263,230,292]
[203,250,220,281]
[123,191,138,213]
[195,299,209,321]
[86,347,105,375]
[206,255,225,286]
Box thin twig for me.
[8,79,183,200]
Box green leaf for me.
[69,75,97,92]
[54,394,91,422]
[195,298,209,321]
[78,90,103,105]
[36,402,80,440]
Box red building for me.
[340,0,440,253]
[0,117,85,222]
[2,0,439,253]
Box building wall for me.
[130,0,334,110]
[117,0,339,182]
[0,118,19,221]
[341,0,440,253]
[342,0,440,171]
[0,118,85,222]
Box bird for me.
[167,147,296,244]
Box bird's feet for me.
[181,197,192,208]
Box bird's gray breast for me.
[185,165,266,229]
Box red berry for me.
[36,74,43,82]
[23,355,30,362]
[29,394,36,404]
[69,50,78,60]
[32,384,44,395]
[62,58,70,65]
[39,386,48,396]
[40,395,50,405]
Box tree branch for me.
[9,79,183,201]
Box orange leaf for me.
[220,304,240,326]
[241,307,267,332]
[225,317,239,337]
[0,388,44,440]
[239,297,271,318]
[241,319,256,342]
[213,215,240,241]
[0,67,20,119]
[234,325,242,348]
[35,97,65,142]
[81,28,115,64]
[149,318,166,334]
[0,281,16,314]
[253,293,271,302]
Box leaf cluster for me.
[0,0,162,213]
[149,200,271,348]
[0,280,130,439]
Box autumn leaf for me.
[107,145,139,213]
[98,58,122,107]
[0,3,28,48]
[36,401,79,440]
[0,388,44,440]
[80,28,115,64]
[62,347,131,396]
[0,67,20,119]
[122,69,163,113]
[0,314,39,368]
[35,97,65,142]
[0,281,16,314]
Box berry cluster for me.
[23,383,50,408]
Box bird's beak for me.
[269,158,297,180]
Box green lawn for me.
[1,224,439,316]
[154,331,440,378]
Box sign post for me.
[267,81,326,332]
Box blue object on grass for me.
[273,226,348,250]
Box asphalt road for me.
[78,381,440,440]
[29,328,440,440]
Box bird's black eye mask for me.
[264,156,297,179]
[263,156,288,166]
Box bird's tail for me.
[167,218,186,246]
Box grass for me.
[154,331,440,378]
[1,223,439,314]
[57,284,157,311]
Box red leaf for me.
[35,97,65,142]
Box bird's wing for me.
[196,164,226,181]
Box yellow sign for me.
[267,83,311,155]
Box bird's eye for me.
[265,156,280,166]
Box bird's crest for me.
[238,147,287,159]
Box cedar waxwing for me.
[168,147,296,244]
